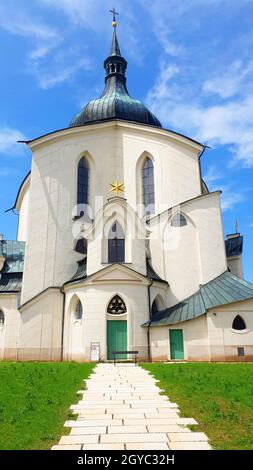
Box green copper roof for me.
[1,240,25,273]
[0,274,22,293]
[70,258,87,282]
[0,239,25,293]
[145,271,253,326]
[69,26,161,129]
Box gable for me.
[90,265,148,284]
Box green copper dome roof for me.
[69,27,161,129]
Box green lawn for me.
[142,363,253,450]
[0,362,94,450]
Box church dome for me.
[69,23,161,129]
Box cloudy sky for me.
[0,0,252,280]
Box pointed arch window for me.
[171,213,187,227]
[142,157,155,215]
[232,315,246,331]
[151,299,159,318]
[77,156,89,207]
[0,310,4,327]
[75,300,83,320]
[108,221,125,263]
[107,295,127,315]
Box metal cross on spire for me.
[110,7,119,27]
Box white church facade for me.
[1,21,253,363]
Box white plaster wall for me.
[163,215,200,303]
[22,122,202,304]
[150,285,168,309]
[17,187,30,242]
[227,256,243,278]
[0,294,20,360]
[18,289,63,360]
[150,315,209,361]
[207,299,253,361]
[150,192,227,305]
[63,279,149,362]
[123,128,202,215]
[86,198,147,277]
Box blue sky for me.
[0,0,252,280]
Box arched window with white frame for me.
[77,156,89,208]
[142,157,155,215]
[108,221,125,263]
[75,300,83,320]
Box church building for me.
[1,17,253,362]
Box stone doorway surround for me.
[52,363,211,450]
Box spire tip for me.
[110,8,119,28]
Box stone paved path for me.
[52,363,211,450]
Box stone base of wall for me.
[2,348,19,361]
[16,348,62,361]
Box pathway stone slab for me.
[168,432,208,442]
[101,433,168,444]
[77,414,113,420]
[52,363,211,451]
[70,426,107,435]
[107,425,147,434]
[124,418,197,426]
[59,435,99,445]
[65,419,122,427]
[148,425,191,433]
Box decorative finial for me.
[110,7,119,28]
[235,219,239,234]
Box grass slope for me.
[0,362,94,450]
[142,363,253,450]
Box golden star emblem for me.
[109,180,125,195]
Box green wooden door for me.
[169,329,184,360]
[107,320,127,360]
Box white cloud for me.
[0,168,12,177]
[202,61,253,99]
[220,188,245,212]
[203,164,246,211]
[0,4,60,60]
[37,57,93,89]
[146,58,253,167]
[0,2,95,88]
[0,127,27,156]
[38,0,144,63]
[203,165,223,184]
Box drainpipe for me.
[147,279,153,362]
[60,288,66,362]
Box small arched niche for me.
[0,309,5,328]
[232,315,246,331]
[75,299,83,320]
[151,295,165,318]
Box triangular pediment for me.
[89,264,149,284]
